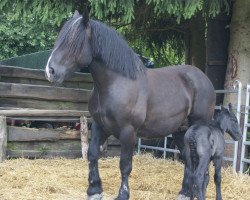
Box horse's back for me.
[147,65,215,117]
[138,65,214,137]
[179,65,215,123]
[158,65,215,124]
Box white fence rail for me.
[240,84,250,172]
[137,80,242,171]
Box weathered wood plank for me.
[7,140,82,151]
[7,126,81,142]
[7,150,82,159]
[7,142,119,158]
[6,117,92,123]
[0,64,93,82]
[207,60,227,66]
[107,135,120,145]
[0,107,36,110]
[0,76,94,89]
[0,109,89,117]
[0,116,7,162]
[5,117,92,124]
[0,98,88,111]
[80,116,88,159]
[0,82,91,102]
[106,146,121,157]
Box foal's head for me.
[214,103,242,141]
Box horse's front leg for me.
[87,121,107,200]
[213,157,223,200]
[115,126,136,200]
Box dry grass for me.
[0,154,249,200]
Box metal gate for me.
[240,84,250,172]
[137,80,242,171]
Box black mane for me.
[90,20,146,79]
[54,17,87,62]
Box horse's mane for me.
[54,17,146,79]
[54,17,87,61]
[90,20,146,79]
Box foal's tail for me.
[187,127,199,170]
[186,127,199,199]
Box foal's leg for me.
[213,157,223,200]
[87,121,108,199]
[175,133,194,199]
[202,170,210,199]
[115,125,136,200]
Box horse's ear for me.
[73,10,80,18]
[228,103,233,112]
[82,3,89,27]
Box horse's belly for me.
[138,116,187,139]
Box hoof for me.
[87,193,103,200]
[176,194,190,200]
[114,194,129,200]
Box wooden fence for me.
[0,65,120,160]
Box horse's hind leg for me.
[87,121,108,199]
[115,125,136,200]
[178,146,193,199]
[202,170,210,199]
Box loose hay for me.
[0,154,249,200]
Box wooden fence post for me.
[0,116,7,162]
[80,115,88,159]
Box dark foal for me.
[179,104,242,200]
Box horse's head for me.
[215,103,242,141]
[45,10,92,83]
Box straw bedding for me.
[0,154,249,200]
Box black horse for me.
[179,104,242,200]
[45,10,215,200]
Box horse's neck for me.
[212,119,225,134]
[89,60,117,88]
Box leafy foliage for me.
[122,12,186,66]
[89,0,231,23]
[0,0,74,26]
[0,0,230,66]
[0,13,57,60]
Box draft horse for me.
[45,10,215,200]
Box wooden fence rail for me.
[0,116,7,162]
[0,110,89,161]
[0,64,120,161]
[0,64,92,161]
[0,82,91,102]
